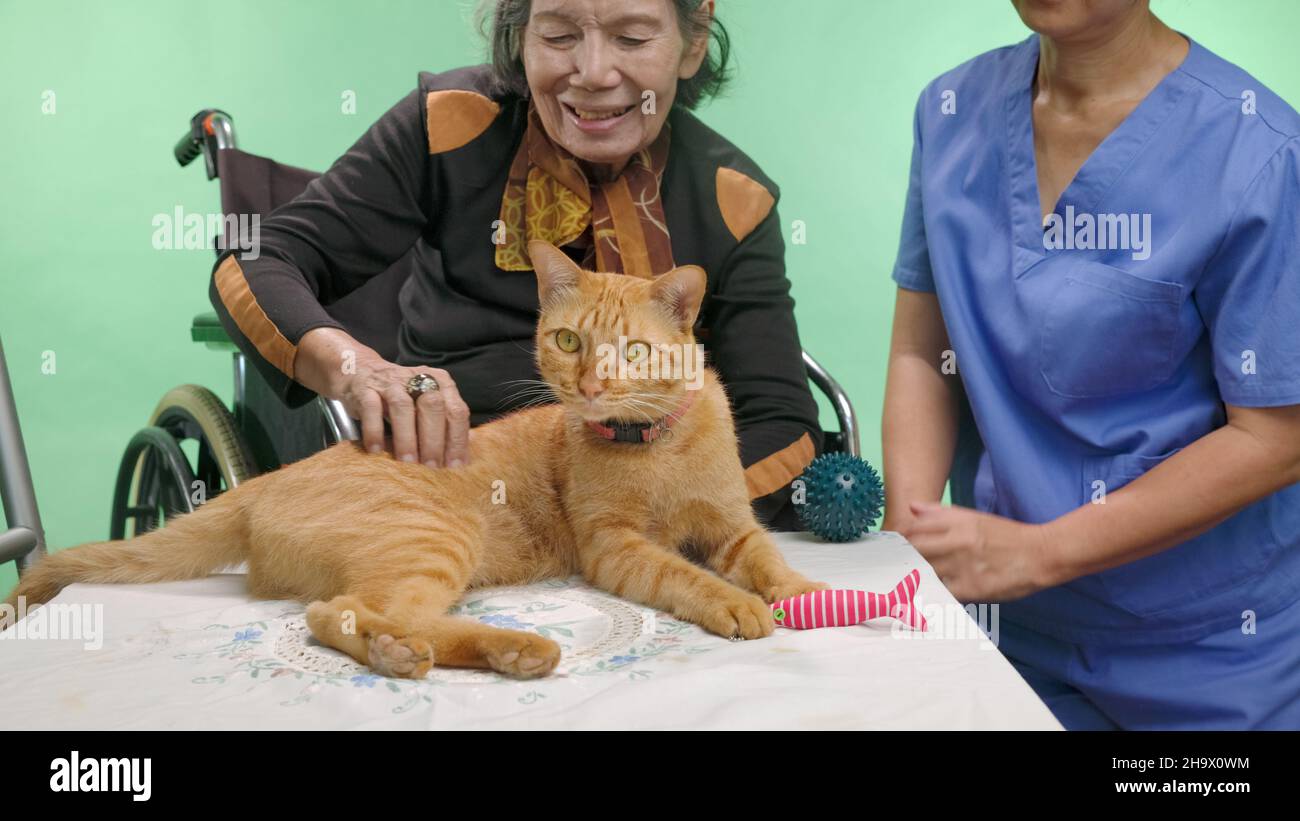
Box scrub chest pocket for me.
[1038,260,1184,398]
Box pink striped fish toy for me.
[771,570,927,631]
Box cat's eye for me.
[625,341,650,362]
[555,328,581,353]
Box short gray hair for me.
[476,0,732,110]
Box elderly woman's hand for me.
[296,327,472,468]
[342,357,472,468]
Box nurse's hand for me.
[900,502,1056,602]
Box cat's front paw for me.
[367,633,434,679]
[760,576,829,604]
[697,590,774,640]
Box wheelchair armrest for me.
[319,397,360,444]
[191,311,238,352]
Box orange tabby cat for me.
[4,241,823,679]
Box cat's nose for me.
[579,374,605,400]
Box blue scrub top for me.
[892,34,1300,645]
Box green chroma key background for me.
[2,0,1298,597]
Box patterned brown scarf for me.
[495,103,674,279]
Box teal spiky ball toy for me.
[794,453,884,542]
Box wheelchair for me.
[107,109,862,538]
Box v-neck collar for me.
[1003,33,1198,276]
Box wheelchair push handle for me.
[174,109,237,179]
[173,132,204,167]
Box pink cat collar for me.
[585,389,698,444]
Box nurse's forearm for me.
[882,355,957,527]
[1041,404,1300,583]
[882,289,960,530]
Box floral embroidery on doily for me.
[172,577,717,710]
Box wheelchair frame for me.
[0,337,46,573]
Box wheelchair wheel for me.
[110,385,255,539]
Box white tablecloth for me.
[0,531,1060,729]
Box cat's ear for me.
[528,240,582,305]
[650,264,707,331]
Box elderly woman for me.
[883,0,1300,729]
[208,0,820,529]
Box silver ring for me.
[406,373,440,400]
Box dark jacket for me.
[210,65,821,529]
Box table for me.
[0,531,1061,729]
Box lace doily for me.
[272,583,656,682]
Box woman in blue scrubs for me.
[882,0,1300,729]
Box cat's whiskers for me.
[499,387,556,406]
[617,394,678,424]
[497,378,559,410]
[615,401,658,424]
[517,395,562,411]
[621,391,680,415]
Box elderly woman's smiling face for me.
[522,0,711,175]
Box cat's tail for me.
[2,491,248,625]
